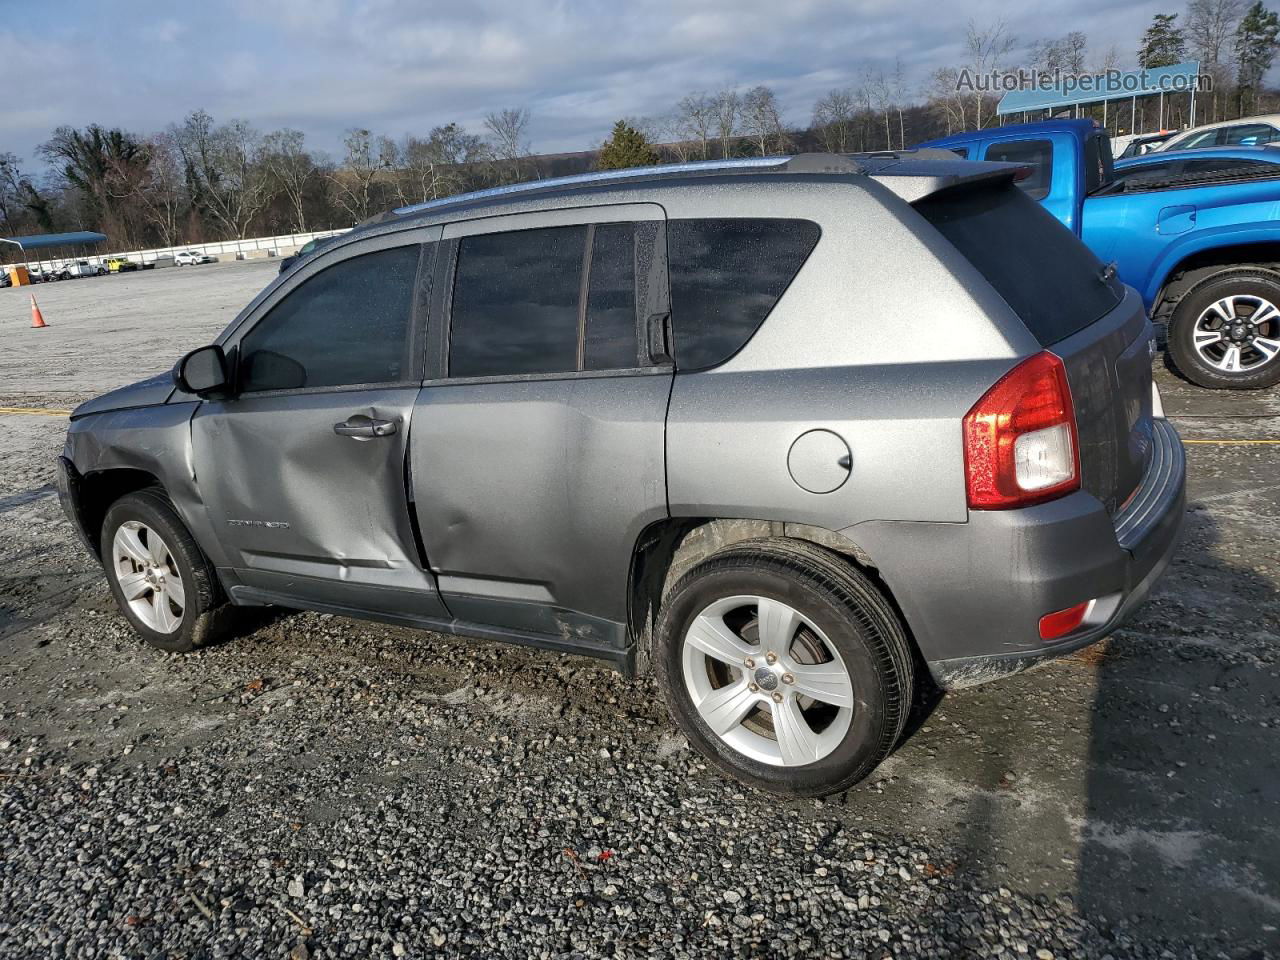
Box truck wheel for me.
[654,538,914,797]
[1168,269,1280,389]
[101,489,226,653]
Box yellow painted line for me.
[0,406,71,416]
[1183,439,1280,445]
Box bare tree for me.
[965,19,1016,128]
[675,93,715,159]
[866,67,893,150]
[891,57,909,149]
[1187,0,1245,121]
[116,133,186,246]
[327,128,395,223]
[393,123,488,205]
[926,67,969,134]
[713,88,740,158]
[811,88,858,153]
[172,111,272,239]
[741,86,786,155]
[261,129,314,232]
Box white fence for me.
[13,228,351,273]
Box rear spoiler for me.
[855,151,1032,203]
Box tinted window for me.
[984,139,1053,200]
[667,218,820,369]
[584,222,641,370]
[240,245,420,392]
[948,147,969,159]
[915,183,1121,346]
[1221,123,1277,146]
[449,226,586,378]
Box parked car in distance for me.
[918,119,1280,389]
[1114,130,1177,159]
[57,259,107,279]
[107,257,140,273]
[58,154,1186,797]
[175,250,217,266]
[278,235,340,274]
[1156,114,1280,152]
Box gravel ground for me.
[1,266,1278,958]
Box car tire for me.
[101,489,226,653]
[1167,268,1280,389]
[654,538,914,797]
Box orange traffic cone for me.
[30,295,47,329]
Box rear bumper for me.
[846,418,1186,688]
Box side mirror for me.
[173,344,229,397]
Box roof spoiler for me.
[861,153,1031,203]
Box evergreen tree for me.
[597,121,660,170]
[1137,13,1188,67]
[1235,1,1280,112]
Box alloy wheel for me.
[111,520,185,633]
[681,595,854,767]
[1192,294,1280,373]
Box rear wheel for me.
[101,489,225,652]
[654,539,914,797]
[1168,269,1280,389]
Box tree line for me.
[3,3,1279,251]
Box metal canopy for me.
[997,61,1201,115]
[0,231,108,250]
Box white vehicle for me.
[174,250,216,266]
[58,259,107,279]
[1156,114,1280,152]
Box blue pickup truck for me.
[917,119,1280,389]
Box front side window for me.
[1171,129,1222,150]
[239,244,421,392]
[984,139,1053,200]
[448,222,648,378]
[667,218,821,370]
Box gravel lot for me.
[1,264,1278,959]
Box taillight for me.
[963,351,1080,510]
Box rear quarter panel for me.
[663,179,1036,534]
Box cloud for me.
[0,0,1194,168]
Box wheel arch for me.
[1150,238,1280,322]
[70,466,165,558]
[627,516,897,674]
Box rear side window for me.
[915,183,1121,346]
[448,222,649,378]
[667,218,820,369]
[1084,134,1114,194]
[240,245,420,392]
[984,139,1053,200]
[450,226,585,378]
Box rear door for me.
[192,227,449,618]
[410,205,672,651]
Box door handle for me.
[333,416,397,439]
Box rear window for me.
[914,183,1121,346]
[668,218,820,369]
[984,139,1053,200]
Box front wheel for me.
[654,539,914,797]
[1167,269,1280,389]
[101,489,226,652]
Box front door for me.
[192,230,448,619]
[410,205,672,651]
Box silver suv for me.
[58,154,1186,796]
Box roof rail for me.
[391,155,796,217]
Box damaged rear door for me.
[191,227,448,619]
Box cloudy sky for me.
[2,0,1181,168]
